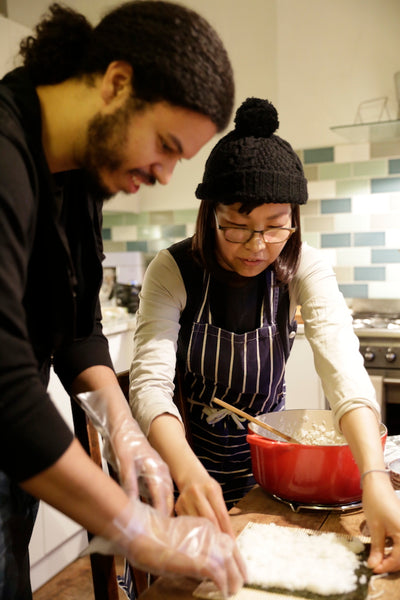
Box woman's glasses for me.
[214,211,296,244]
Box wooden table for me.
[139,485,400,599]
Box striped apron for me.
[120,267,296,600]
[184,269,294,508]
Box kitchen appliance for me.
[350,298,400,435]
[247,409,387,506]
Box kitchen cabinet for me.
[29,322,135,592]
[285,326,325,410]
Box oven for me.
[351,299,400,435]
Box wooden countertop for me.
[139,486,400,599]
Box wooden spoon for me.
[212,397,300,444]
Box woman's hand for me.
[175,464,234,537]
[362,473,400,573]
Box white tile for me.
[336,247,371,267]
[103,251,144,266]
[307,180,336,200]
[111,225,138,241]
[333,213,370,232]
[318,248,337,266]
[117,265,145,284]
[334,143,370,163]
[390,193,400,211]
[386,230,400,246]
[369,281,400,298]
[352,193,391,214]
[373,212,400,229]
[387,264,400,281]
[302,233,320,247]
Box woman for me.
[130,98,400,575]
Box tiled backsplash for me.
[103,140,400,299]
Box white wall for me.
[0,15,30,76]
[276,0,400,148]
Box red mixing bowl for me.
[247,409,387,505]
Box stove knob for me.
[386,348,396,363]
[364,347,375,362]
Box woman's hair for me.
[19,1,234,131]
[192,200,302,285]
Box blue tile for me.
[321,198,351,214]
[372,249,400,263]
[303,147,334,164]
[339,284,368,298]
[102,228,111,240]
[354,266,385,281]
[354,232,385,247]
[321,233,351,248]
[371,177,400,193]
[389,159,400,174]
[126,241,148,252]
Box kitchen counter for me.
[139,485,400,599]
[101,306,136,336]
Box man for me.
[0,2,245,598]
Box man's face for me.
[80,97,217,200]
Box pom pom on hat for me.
[195,97,308,206]
[234,98,279,138]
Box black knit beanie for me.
[195,97,308,205]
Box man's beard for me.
[79,99,134,200]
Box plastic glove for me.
[76,385,173,515]
[87,498,246,597]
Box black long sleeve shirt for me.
[0,68,113,481]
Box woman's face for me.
[214,202,293,277]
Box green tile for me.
[127,241,148,251]
[102,212,142,226]
[133,212,150,225]
[303,147,334,164]
[318,162,351,180]
[336,179,370,197]
[173,209,199,223]
[389,159,400,174]
[102,227,111,240]
[103,241,127,252]
[353,160,387,177]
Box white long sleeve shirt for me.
[130,242,379,435]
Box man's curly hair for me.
[19,1,234,131]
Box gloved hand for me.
[87,498,247,597]
[76,385,173,515]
